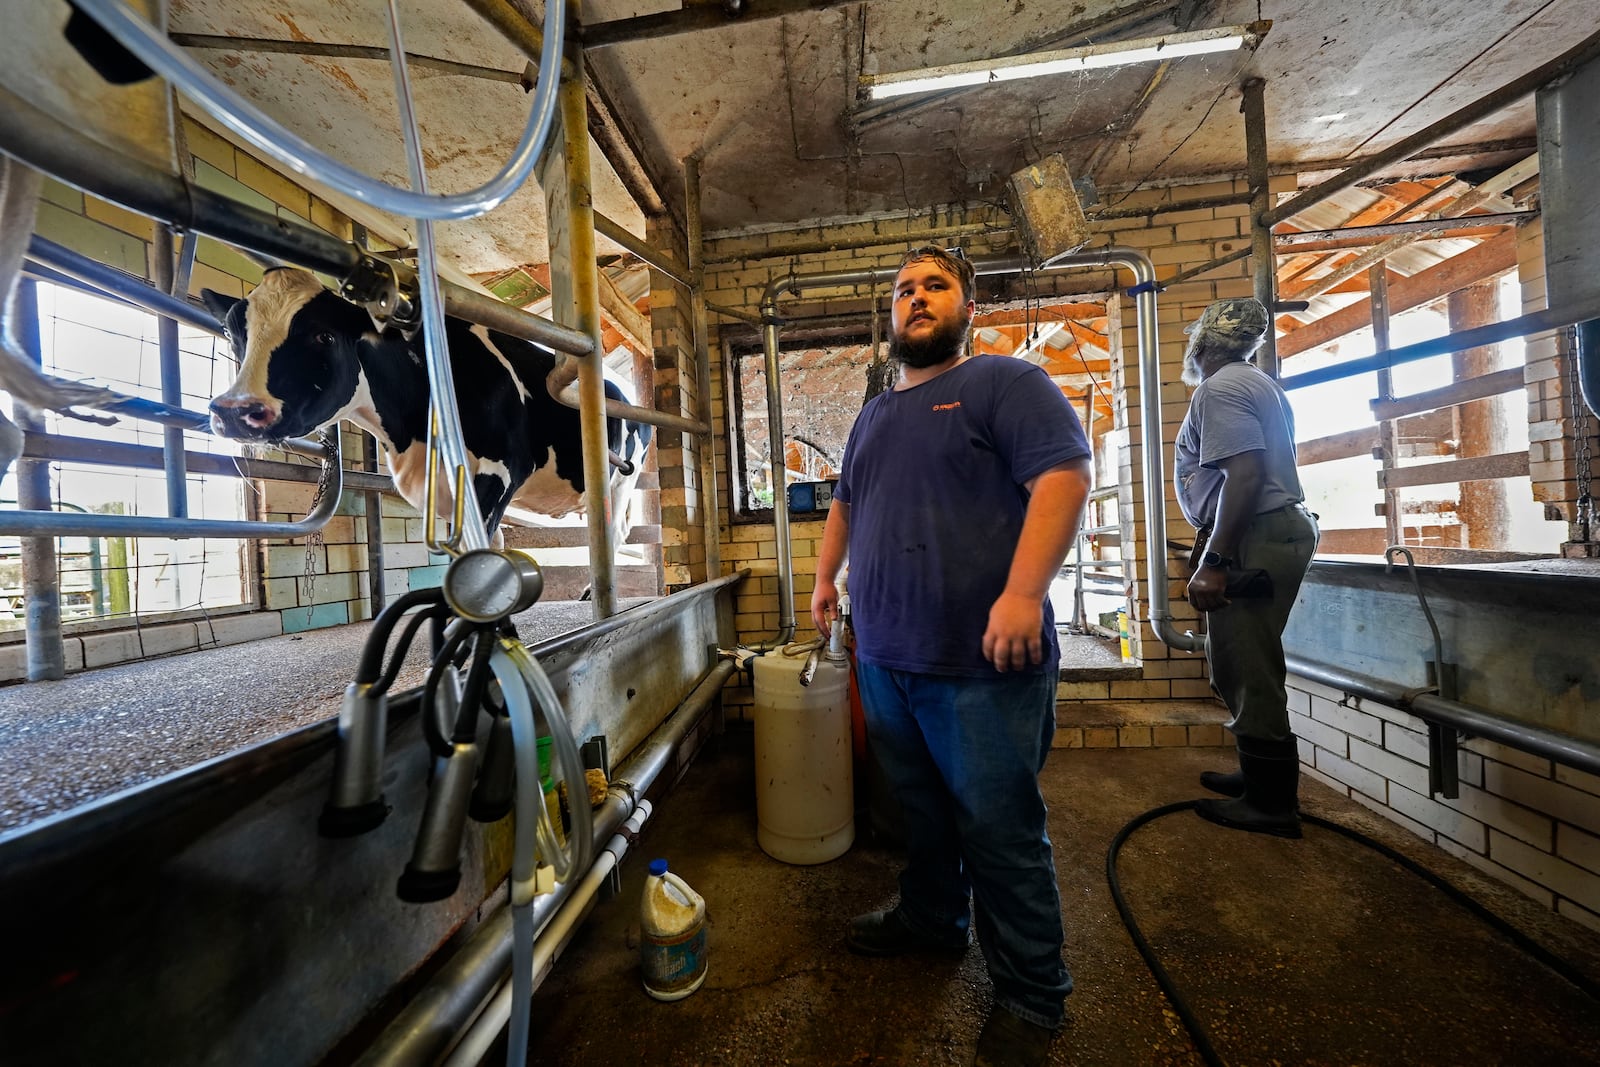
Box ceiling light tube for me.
[863,20,1271,100]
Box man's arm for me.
[983,457,1093,672]
[810,500,850,635]
[1186,449,1264,612]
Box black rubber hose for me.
[1299,812,1600,1002]
[451,628,498,743]
[420,623,473,758]
[373,602,450,696]
[1106,800,1226,1067]
[1106,803,1600,1067]
[355,587,446,684]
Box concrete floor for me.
[7,611,1600,1065]
[524,727,1600,1067]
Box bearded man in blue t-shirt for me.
[811,246,1092,1067]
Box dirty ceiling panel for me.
[168,0,644,276]
[584,0,1590,233]
[155,0,1595,271]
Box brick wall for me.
[3,119,449,680]
[693,183,1283,717]
[647,214,709,591]
[1517,217,1600,551]
[1288,673,1600,933]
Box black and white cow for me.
[202,267,651,547]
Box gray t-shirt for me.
[1174,360,1303,529]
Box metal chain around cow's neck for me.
[1567,326,1595,543]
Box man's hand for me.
[1187,564,1231,613]
[811,578,839,636]
[983,591,1044,672]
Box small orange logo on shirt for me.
[931,401,962,412]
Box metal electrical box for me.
[787,480,837,514]
[1008,154,1092,267]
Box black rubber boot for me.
[1198,768,1244,797]
[1195,735,1302,838]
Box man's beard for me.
[891,316,968,369]
[1180,350,1204,387]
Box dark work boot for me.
[1198,763,1245,797]
[847,908,969,957]
[1195,735,1302,838]
[973,1007,1055,1067]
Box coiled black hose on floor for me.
[1106,801,1600,1067]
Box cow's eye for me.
[314,331,336,347]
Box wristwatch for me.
[1201,550,1234,569]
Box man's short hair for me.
[898,245,977,304]
[1183,297,1269,363]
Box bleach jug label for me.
[642,922,707,996]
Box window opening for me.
[1285,273,1561,558]
[727,334,873,518]
[0,282,251,636]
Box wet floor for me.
[524,727,1600,1067]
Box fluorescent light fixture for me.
[862,21,1270,101]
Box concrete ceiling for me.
[163,0,1590,275]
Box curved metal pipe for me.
[758,248,1196,651]
[0,86,593,359]
[0,434,344,538]
[1384,546,1445,680]
[73,0,567,223]
[353,657,737,1067]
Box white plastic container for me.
[752,650,855,864]
[640,859,707,1001]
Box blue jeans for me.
[854,660,1072,1028]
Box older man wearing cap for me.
[1174,297,1320,838]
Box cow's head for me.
[202,268,372,441]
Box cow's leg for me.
[0,157,120,480]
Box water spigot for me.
[826,618,847,663]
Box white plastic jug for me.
[639,858,707,1001]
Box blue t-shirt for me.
[835,356,1091,677]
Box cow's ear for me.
[200,288,239,325]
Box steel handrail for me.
[0,435,344,539]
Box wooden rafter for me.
[1277,230,1517,360]
[1275,178,1457,299]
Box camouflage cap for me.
[1183,297,1269,360]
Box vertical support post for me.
[544,2,616,619]
[13,278,65,680]
[1370,266,1404,546]
[364,432,386,614]
[1448,281,1511,547]
[1242,77,1278,378]
[685,155,722,585]
[152,226,188,521]
[761,315,796,638]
